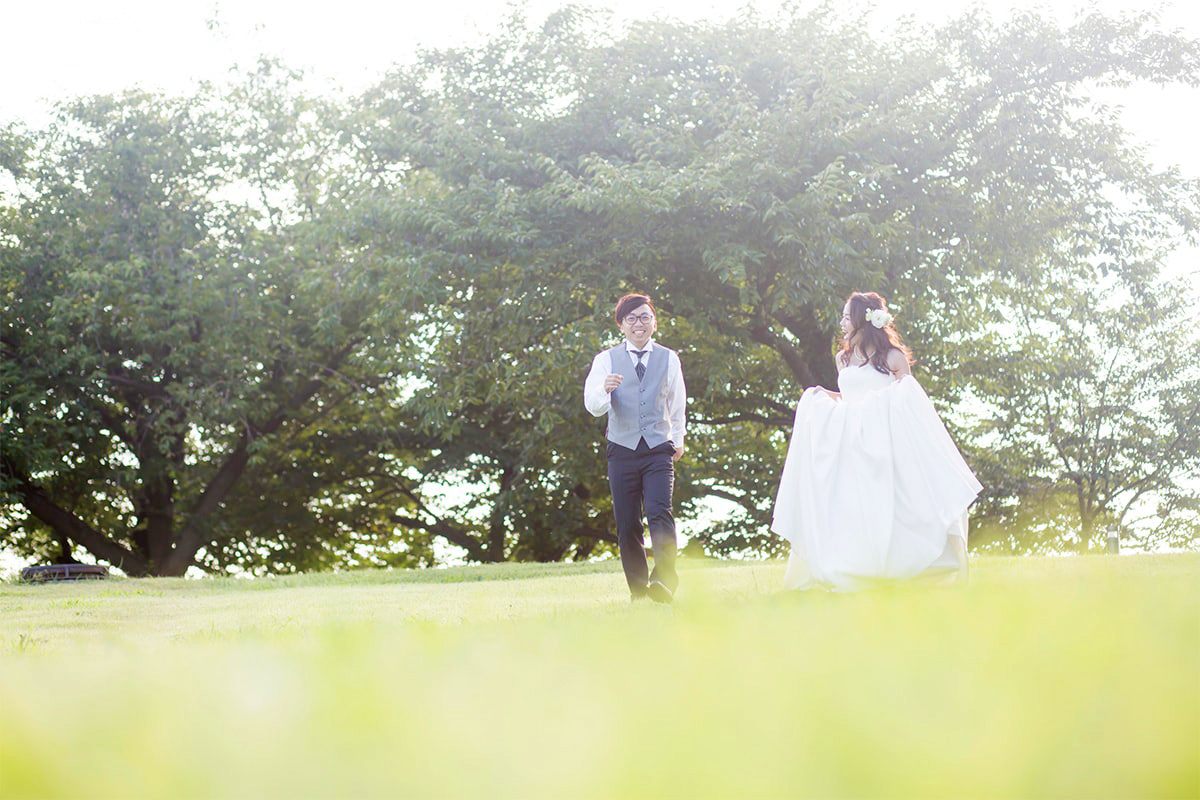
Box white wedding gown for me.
[772,364,982,591]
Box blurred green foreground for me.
[1,555,1197,799]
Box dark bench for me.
[19,564,109,582]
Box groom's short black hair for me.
[614,293,654,324]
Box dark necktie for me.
[631,350,647,380]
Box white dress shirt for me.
[584,339,686,448]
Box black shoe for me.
[647,579,674,604]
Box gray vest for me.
[606,343,675,450]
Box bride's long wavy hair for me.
[838,291,914,375]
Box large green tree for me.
[961,275,1200,553]
[356,6,1200,556]
[0,65,429,575]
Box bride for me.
[772,291,982,590]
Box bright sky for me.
[1,2,1196,110]
[2,0,1197,172]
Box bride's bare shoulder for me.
[886,348,911,375]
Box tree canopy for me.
[3,7,1199,574]
[1,65,431,574]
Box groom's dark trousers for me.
[607,438,679,596]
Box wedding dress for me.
[772,364,982,590]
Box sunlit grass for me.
[1,555,1196,799]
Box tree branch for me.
[568,522,617,545]
[697,486,763,515]
[692,409,793,428]
[94,404,138,450]
[391,514,487,561]
[105,372,171,398]
[1,455,149,575]
[164,340,361,573]
[748,322,819,387]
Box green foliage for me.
[3,7,1199,570]
[0,64,427,575]
[356,6,1200,556]
[960,276,1200,552]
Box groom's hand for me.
[604,374,623,392]
[672,445,684,462]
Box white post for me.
[1105,525,1119,554]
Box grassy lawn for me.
[1,554,1197,799]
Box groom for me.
[584,293,687,603]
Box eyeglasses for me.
[624,313,655,325]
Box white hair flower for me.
[866,308,893,328]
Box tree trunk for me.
[142,467,177,573]
[55,533,79,564]
[162,341,360,575]
[1079,512,1098,553]
[485,464,518,561]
